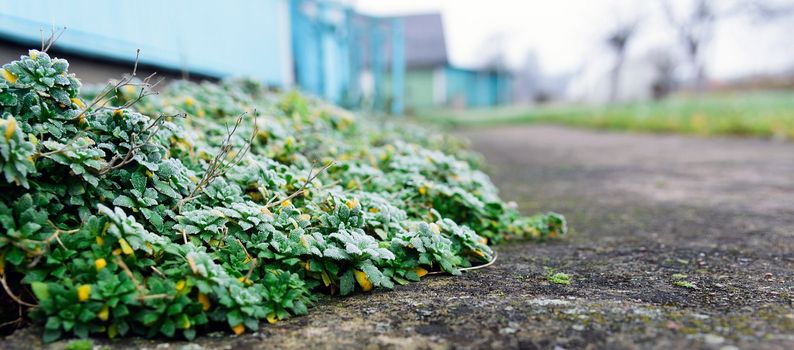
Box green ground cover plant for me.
[0,50,565,341]
[417,91,794,140]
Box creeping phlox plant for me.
[0,50,566,341]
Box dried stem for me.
[73,49,163,122]
[114,256,145,294]
[175,112,257,210]
[266,161,334,209]
[0,275,36,308]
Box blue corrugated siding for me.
[443,66,511,108]
[291,0,353,105]
[0,0,292,85]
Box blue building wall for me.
[444,66,512,108]
[0,0,293,86]
[290,0,353,105]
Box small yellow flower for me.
[175,279,186,292]
[119,239,133,255]
[95,258,107,271]
[145,170,154,178]
[0,68,17,84]
[28,50,39,59]
[345,198,358,209]
[415,267,428,278]
[354,269,373,292]
[238,276,253,286]
[198,293,211,311]
[266,313,278,324]
[231,323,245,335]
[113,109,124,117]
[418,185,428,196]
[184,97,194,107]
[368,207,380,213]
[280,200,292,208]
[97,305,110,321]
[77,284,91,302]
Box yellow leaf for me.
[70,98,85,109]
[0,250,6,275]
[238,276,253,286]
[354,269,373,292]
[0,68,17,84]
[299,214,311,221]
[231,323,245,335]
[415,267,428,278]
[108,323,119,338]
[112,248,122,256]
[77,284,91,302]
[321,270,331,287]
[198,293,211,311]
[429,223,441,234]
[119,239,133,255]
[300,235,309,248]
[95,258,107,271]
[4,116,17,142]
[97,305,110,321]
[181,315,191,329]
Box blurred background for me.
[1,0,793,138]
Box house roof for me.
[401,13,448,68]
[357,12,449,69]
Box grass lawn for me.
[414,90,794,140]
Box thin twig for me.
[266,161,334,209]
[96,113,177,175]
[243,258,257,282]
[114,256,145,294]
[175,112,257,210]
[426,251,498,275]
[73,49,162,122]
[41,26,66,53]
[0,275,36,307]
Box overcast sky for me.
[354,0,794,80]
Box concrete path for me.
[7,126,794,349]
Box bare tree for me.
[647,48,678,100]
[605,21,639,102]
[660,0,716,91]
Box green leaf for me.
[31,281,50,301]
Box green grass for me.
[414,90,794,140]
